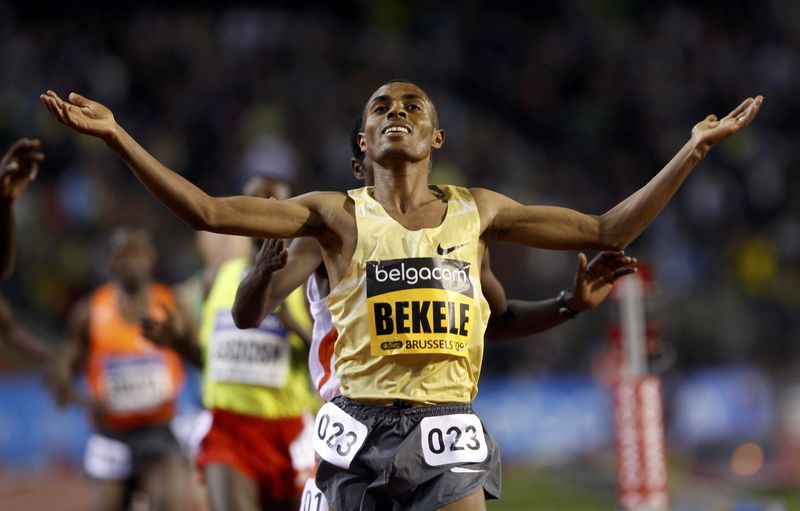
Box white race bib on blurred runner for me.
[104,357,172,413]
[209,329,290,387]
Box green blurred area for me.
[488,463,800,511]
[489,465,616,511]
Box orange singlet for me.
[84,283,184,431]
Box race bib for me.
[104,356,172,413]
[420,414,488,466]
[312,402,368,469]
[367,258,474,357]
[209,312,290,387]
[299,478,329,511]
[84,434,132,480]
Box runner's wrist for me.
[557,290,581,318]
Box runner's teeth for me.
[384,126,410,134]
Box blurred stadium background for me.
[1,1,799,509]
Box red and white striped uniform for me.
[306,275,340,402]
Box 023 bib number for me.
[312,402,367,469]
[420,414,488,466]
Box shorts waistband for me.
[332,396,473,420]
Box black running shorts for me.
[314,396,501,511]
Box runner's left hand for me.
[566,251,637,312]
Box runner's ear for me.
[431,128,445,150]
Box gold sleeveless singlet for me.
[327,185,490,405]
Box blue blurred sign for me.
[671,366,774,444]
[474,376,614,462]
[0,372,90,469]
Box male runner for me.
[50,227,189,511]
[233,116,638,389]
[41,81,761,510]
[232,117,637,511]
[146,174,317,511]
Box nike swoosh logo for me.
[436,242,469,256]
[449,466,485,473]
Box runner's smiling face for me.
[360,82,444,166]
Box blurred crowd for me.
[0,1,798,376]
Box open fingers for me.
[17,146,45,169]
[39,90,65,122]
[6,138,41,155]
[586,252,637,283]
[25,152,44,180]
[57,97,73,124]
[40,95,63,122]
[588,251,633,273]
[25,162,39,181]
[735,95,763,127]
[575,252,588,275]
[69,92,91,108]
[271,238,285,251]
[266,238,285,255]
[723,97,754,121]
[46,89,66,103]
[591,250,625,264]
[609,266,637,282]
[2,139,44,176]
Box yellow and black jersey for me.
[327,185,490,404]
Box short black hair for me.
[351,115,364,161]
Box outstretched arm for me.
[47,300,93,408]
[39,91,329,239]
[480,96,763,250]
[0,295,53,363]
[1,139,44,280]
[485,251,636,341]
[232,237,322,329]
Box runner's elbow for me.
[231,308,260,329]
[187,199,225,231]
[596,217,631,251]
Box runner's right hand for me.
[40,91,118,141]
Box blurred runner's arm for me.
[141,301,203,368]
[478,96,763,251]
[0,295,53,363]
[48,299,98,410]
[0,139,44,280]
